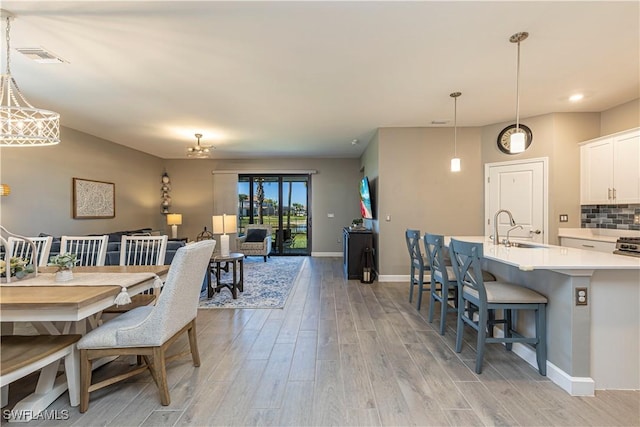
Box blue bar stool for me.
[449,238,547,375]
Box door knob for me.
[529,229,542,235]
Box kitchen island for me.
[446,236,640,396]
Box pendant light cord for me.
[4,17,11,75]
[453,95,458,157]
[515,39,521,132]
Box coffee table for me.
[207,252,244,299]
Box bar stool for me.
[424,233,458,335]
[404,229,430,310]
[449,238,547,375]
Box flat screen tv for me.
[359,177,373,219]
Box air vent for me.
[15,47,67,64]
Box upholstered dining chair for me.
[448,238,547,375]
[404,229,431,310]
[77,239,216,412]
[59,235,109,267]
[7,236,53,267]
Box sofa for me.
[235,224,272,262]
[42,228,186,266]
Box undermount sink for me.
[508,242,544,249]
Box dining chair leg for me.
[416,269,425,310]
[187,320,201,367]
[79,350,92,413]
[409,266,415,303]
[536,304,547,376]
[455,296,465,353]
[505,309,513,351]
[428,286,436,324]
[439,282,448,335]
[150,347,170,406]
[475,309,488,374]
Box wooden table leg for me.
[231,261,238,299]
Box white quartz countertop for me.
[557,228,640,243]
[445,236,640,271]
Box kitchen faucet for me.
[505,225,524,246]
[493,209,516,245]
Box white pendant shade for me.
[510,131,525,153]
[450,157,461,172]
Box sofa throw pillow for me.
[245,229,267,242]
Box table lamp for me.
[166,213,182,239]
[212,214,237,256]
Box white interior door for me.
[485,158,548,244]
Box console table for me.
[342,227,374,280]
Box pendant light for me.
[509,31,528,154]
[0,11,60,146]
[450,91,461,172]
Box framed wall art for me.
[72,178,115,219]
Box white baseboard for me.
[310,252,342,257]
[378,274,409,282]
[492,327,595,396]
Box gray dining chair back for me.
[449,238,548,376]
[60,235,109,267]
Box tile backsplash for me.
[581,204,640,231]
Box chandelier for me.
[0,11,60,147]
[187,133,214,158]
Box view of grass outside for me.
[239,215,307,249]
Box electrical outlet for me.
[559,214,569,222]
[575,287,588,306]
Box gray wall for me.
[0,126,164,236]
[162,158,362,254]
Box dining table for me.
[0,265,169,421]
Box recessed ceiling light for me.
[351,139,359,145]
[569,93,584,102]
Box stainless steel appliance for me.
[613,237,640,257]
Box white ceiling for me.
[2,1,639,159]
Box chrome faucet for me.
[505,225,524,246]
[493,209,516,245]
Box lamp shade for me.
[0,184,10,196]
[510,132,526,154]
[166,213,182,226]
[212,214,238,234]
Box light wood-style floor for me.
[3,257,639,426]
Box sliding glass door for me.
[238,174,310,255]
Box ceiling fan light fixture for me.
[186,133,214,158]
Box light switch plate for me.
[559,214,569,222]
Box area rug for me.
[198,256,305,309]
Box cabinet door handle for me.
[608,188,612,200]
[613,188,617,200]
[582,244,595,248]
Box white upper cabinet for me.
[580,128,640,205]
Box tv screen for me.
[359,177,373,219]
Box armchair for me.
[236,224,272,262]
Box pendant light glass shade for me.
[509,31,528,154]
[0,13,60,147]
[450,91,461,172]
[510,131,525,153]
